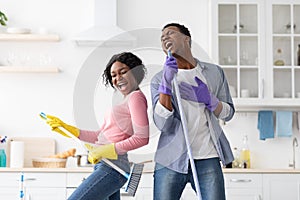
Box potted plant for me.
[0,11,8,26]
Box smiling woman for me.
[42,52,149,200]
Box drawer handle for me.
[230,179,252,183]
[25,178,37,181]
[17,178,36,182]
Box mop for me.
[167,48,202,200]
[40,112,144,197]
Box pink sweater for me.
[79,90,149,154]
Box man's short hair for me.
[163,23,192,47]
[163,23,191,38]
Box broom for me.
[39,112,144,196]
[167,49,202,200]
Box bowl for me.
[32,157,67,168]
[6,27,31,34]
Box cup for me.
[241,89,250,98]
[229,85,237,97]
[283,92,290,98]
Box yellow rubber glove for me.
[85,143,118,164]
[46,115,80,138]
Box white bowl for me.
[6,27,31,34]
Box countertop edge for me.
[1,168,300,173]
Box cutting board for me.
[6,137,55,167]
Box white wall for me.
[0,0,299,169]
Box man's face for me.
[161,26,190,55]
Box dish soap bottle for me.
[240,135,251,168]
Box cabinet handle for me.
[25,178,37,181]
[230,178,252,183]
[261,79,264,98]
[121,193,132,197]
[17,178,36,182]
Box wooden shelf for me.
[0,33,60,42]
[0,66,60,73]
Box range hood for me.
[73,0,135,47]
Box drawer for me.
[224,173,262,188]
[24,173,66,187]
[138,173,153,188]
[0,172,66,187]
[0,173,21,187]
[67,172,91,187]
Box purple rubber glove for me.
[158,56,178,95]
[179,77,219,111]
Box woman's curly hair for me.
[102,52,146,88]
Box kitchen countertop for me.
[222,168,300,174]
[1,167,300,174]
[0,167,94,173]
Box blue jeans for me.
[153,157,225,200]
[68,162,127,200]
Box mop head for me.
[124,163,144,196]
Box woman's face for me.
[110,61,138,96]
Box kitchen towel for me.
[10,141,24,168]
[276,111,293,137]
[257,110,274,140]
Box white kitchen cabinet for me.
[0,187,19,199]
[0,172,66,200]
[181,185,197,200]
[263,174,300,200]
[224,173,263,200]
[130,173,153,200]
[266,1,300,100]
[66,172,91,198]
[211,0,264,101]
[25,188,66,200]
[211,0,300,110]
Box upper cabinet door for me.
[212,1,263,102]
[268,2,300,99]
[211,0,300,111]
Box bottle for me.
[0,149,6,167]
[274,48,285,66]
[232,147,241,168]
[297,44,300,66]
[240,135,251,168]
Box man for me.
[150,23,235,200]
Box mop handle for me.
[173,76,202,200]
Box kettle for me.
[76,154,91,167]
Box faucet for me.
[289,137,298,169]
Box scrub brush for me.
[39,112,144,196]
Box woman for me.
[45,52,149,200]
